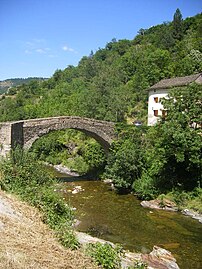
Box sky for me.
[0,0,201,80]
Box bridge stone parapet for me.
[0,123,12,157]
[0,116,116,157]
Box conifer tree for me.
[173,8,183,40]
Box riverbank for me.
[0,189,98,269]
[45,163,80,177]
[76,232,179,269]
[49,163,202,225]
[0,189,180,269]
[141,199,202,224]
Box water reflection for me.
[52,168,202,269]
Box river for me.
[53,169,202,269]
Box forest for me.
[0,10,201,208]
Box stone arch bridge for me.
[0,116,116,157]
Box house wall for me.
[147,88,169,126]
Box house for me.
[147,73,202,126]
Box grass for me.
[0,147,79,249]
[158,187,202,214]
[0,189,98,269]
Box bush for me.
[162,186,202,213]
[86,242,122,269]
[132,172,157,200]
[103,126,146,193]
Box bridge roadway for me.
[0,116,116,157]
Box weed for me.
[86,242,122,269]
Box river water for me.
[54,170,202,269]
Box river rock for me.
[72,186,84,194]
[53,164,80,177]
[75,232,179,269]
[103,179,113,184]
[141,199,202,224]
[75,231,114,246]
[142,246,179,269]
[182,209,202,223]
[141,199,178,212]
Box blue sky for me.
[0,0,201,80]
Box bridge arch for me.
[0,116,116,157]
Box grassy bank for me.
[0,148,148,269]
[0,189,98,269]
[0,147,79,250]
[158,187,202,214]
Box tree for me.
[143,84,202,192]
[103,126,146,192]
[173,8,183,40]
[162,83,202,128]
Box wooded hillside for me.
[0,11,201,123]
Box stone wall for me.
[0,123,12,158]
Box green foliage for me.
[133,172,157,200]
[105,83,201,198]
[65,155,89,175]
[173,8,183,40]
[0,147,79,249]
[86,242,122,269]
[31,129,106,175]
[31,130,66,164]
[133,84,202,198]
[0,11,201,203]
[56,223,79,249]
[103,125,146,192]
[0,147,54,194]
[81,141,106,172]
[158,186,202,214]
[0,12,201,124]
[162,83,202,128]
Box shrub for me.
[132,172,158,200]
[103,125,146,193]
[86,242,122,269]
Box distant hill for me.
[0,77,48,94]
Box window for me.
[154,110,158,116]
[154,97,158,103]
[162,110,167,118]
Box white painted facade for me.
[147,73,202,126]
[147,88,169,126]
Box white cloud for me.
[62,45,77,53]
[36,48,45,54]
[24,39,51,55]
[35,48,50,54]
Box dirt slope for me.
[0,190,97,269]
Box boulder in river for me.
[141,199,178,212]
[142,245,180,269]
[75,232,180,269]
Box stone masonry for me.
[0,116,116,157]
